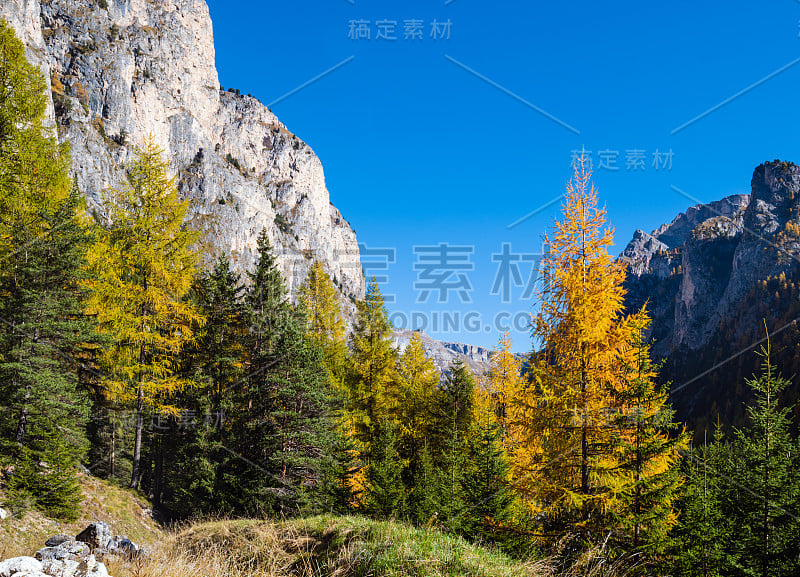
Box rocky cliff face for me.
[2,0,364,307]
[622,161,800,432]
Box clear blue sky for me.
[207,0,800,351]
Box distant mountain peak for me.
[392,329,494,377]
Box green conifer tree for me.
[315,427,362,515]
[433,360,476,509]
[161,256,245,516]
[459,420,514,542]
[365,419,405,519]
[0,184,96,518]
[0,21,95,519]
[610,319,687,554]
[406,442,444,525]
[225,231,334,515]
[727,344,800,577]
[669,429,728,577]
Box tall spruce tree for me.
[365,418,405,519]
[227,230,333,515]
[0,183,96,519]
[315,427,362,515]
[263,323,332,513]
[669,429,729,577]
[406,442,444,525]
[160,256,245,516]
[727,343,800,577]
[430,359,476,521]
[459,419,514,543]
[297,260,360,514]
[0,20,97,519]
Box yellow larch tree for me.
[509,154,644,538]
[343,279,399,501]
[485,331,525,445]
[85,139,205,490]
[396,331,440,453]
[297,260,347,383]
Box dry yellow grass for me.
[1,475,639,577]
[103,516,550,577]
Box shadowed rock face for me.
[1,0,365,313]
[622,161,800,431]
[624,161,800,357]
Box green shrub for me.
[274,213,292,234]
[224,153,242,171]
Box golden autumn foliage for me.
[485,331,525,444]
[298,260,346,343]
[85,139,205,488]
[298,260,347,383]
[342,280,400,503]
[0,17,71,261]
[508,155,647,535]
[396,332,440,449]
[344,279,400,446]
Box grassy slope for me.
[0,473,576,577]
[0,475,543,577]
[158,515,547,577]
[0,472,161,559]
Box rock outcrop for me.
[35,539,109,577]
[622,162,800,357]
[0,556,50,577]
[0,522,145,577]
[1,0,365,310]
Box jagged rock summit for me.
[620,194,750,280]
[1,0,365,307]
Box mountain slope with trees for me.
[622,161,800,436]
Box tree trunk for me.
[14,403,28,445]
[110,421,116,480]
[129,386,144,489]
[152,434,163,507]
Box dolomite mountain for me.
[1,0,498,371]
[2,0,365,308]
[621,160,800,433]
[393,330,495,377]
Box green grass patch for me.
[173,514,544,577]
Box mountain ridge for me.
[621,160,800,433]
